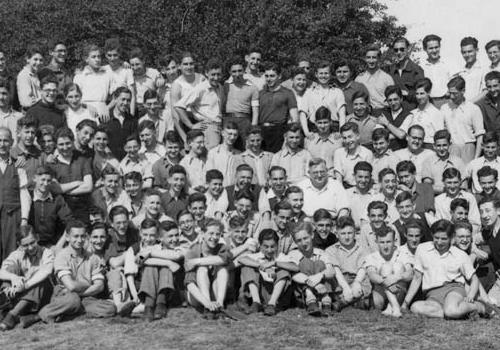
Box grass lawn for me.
[2,307,499,350]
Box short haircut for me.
[143,89,158,102]
[365,44,381,56]
[375,225,396,240]
[315,106,331,121]
[392,37,410,48]
[104,38,124,56]
[454,220,473,233]
[483,131,499,145]
[442,167,461,181]
[384,85,403,99]
[485,71,500,83]
[268,165,286,177]
[76,119,97,132]
[90,222,107,234]
[396,160,416,174]
[168,164,186,177]
[113,86,132,99]
[284,185,303,198]
[186,130,204,143]
[165,130,182,145]
[478,166,498,181]
[205,58,222,72]
[478,197,500,209]
[17,115,37,130]
[367,201,388,215]
[337,216,355,230]
[262,62,281,75]
[351,90,369,103]
[124,171,142,183]
[66,219,87,233]
[333,59,353,73]
[372,128,389,142]
[354,161,372,174]
[234,189,254,202]
[415,78,432,93]
[485,40,500,52]
[286,122,302,134]
[433,129,451,143]
[143,188,161,199]
[82,44,100,60]
[228,216,248,229]
[313,208,333,222]
[289,67,307,78]
[129,47,145,61]
[450,198,469,212]
[422,34,442,49]
[273,200,292,214]
[378,167,396,183]
[223,120,238,131]
[25,45,43,59]
[40,76,58,89]
[176,209,194,222]
[35,165,54,177]
[138,120,156,132]
[236,163,253,174]
[258,229,279,244]
[206,169,224,183]
[290,221,314,240]
[247,126,263,137]
[430,219,455,239]
[405,219,422,233]
[125,133,141,145]
[308,157,326,168]
[340,122,359,134]
[460,36,478,49]
[395,191,413,205]
[101,165,120,178]
[188,192,206,206]
[18,224,37,242]
[316,60,330,71]
[141,217,158,230]
[55,127,75,142]
[64,83,82,97]
[109,205,130,222]
[447,76,466,91]
[94,125,109,136]
[407,124,425,136]
[227,56,245,71]
[203,218,224,232]
[159,220,178,234]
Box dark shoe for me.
[331,301,344,313]
[118,301,136,317]
[0,291,11,310]
[19,314,41,329]
[478,301,500,319]
[0,312,19,331]
[209,310,219,320]
[154,303,168,319]
[144,306,155,322]
[321,303,333,317]
[306,302,321,317]
[263,304,276,316]
[247,302,262,314]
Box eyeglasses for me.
[394,48,406,53]
[43,89,58,94]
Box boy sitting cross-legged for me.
[326,216,371,312]
[238,229,296,316]
[277,221,335,317]
[184,219,233,319]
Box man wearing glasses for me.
[25,76,66,130]
[386,37,424,110]
[39,41,72,95]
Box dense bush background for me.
[0,0,405,75]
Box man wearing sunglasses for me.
[386,37,424,110]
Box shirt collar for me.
[82,65,106,75]
[33,190,54,202]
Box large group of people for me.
[0,33,500,331]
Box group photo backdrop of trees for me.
[0,0,405,75]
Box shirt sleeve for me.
[123,247,138,276]
[1,250,21,274]
[17,168,28,188]
[251,87,259,107]
[175,85,201,110]
[40,248,55,267]
[459,251,476,280]
[54,251,72,280]
[470,104,485,137]
[287,89,298,109]
[413,246,425,274]
[16,70,35,108]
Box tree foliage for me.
[0,0,405,74]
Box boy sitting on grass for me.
[326,216,371,312]
[364,226,413,318]
[239,229,297,316]
[184,219,232,319]
[278,221,335,317]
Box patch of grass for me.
[2,308,500,350]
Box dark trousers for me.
[0,207,20,263]
[261,124,286,153]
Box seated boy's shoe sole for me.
[154,304,168,319]
[247,302,262,314]
[221,308,247,321]
[263,304,276,316]
[306,303,322,317]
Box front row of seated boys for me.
[0,204,497,329]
